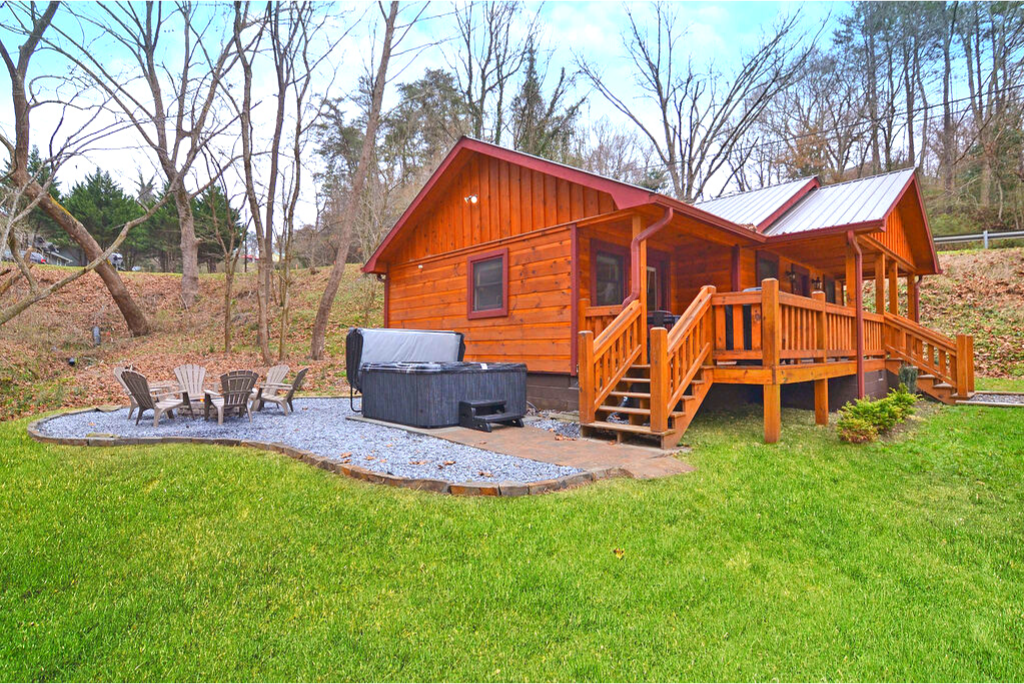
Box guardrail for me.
[934,229,1024,248]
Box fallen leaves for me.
[613,548,625,560]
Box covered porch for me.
[571,205,975,446]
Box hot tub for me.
[360,362,527,428]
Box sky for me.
[0,1,840,231]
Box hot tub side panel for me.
[362,364,528,428]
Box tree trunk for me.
[223,266,234,353]
[28,186,151,335]
[309,1,399,360]
[174,188,200,306]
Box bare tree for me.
[449,1,536,145]
[47,1,239,308]
[0,1,156,333]
[578,2,815,200]
[309,1,401,360]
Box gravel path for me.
[967,392,1024,406]
[36,398,582,484]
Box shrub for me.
[837,385,917,443]
[837,414,879,443]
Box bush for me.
[837,414,879,443]
[837,385,917,443]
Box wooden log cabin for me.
[363,138,975,446]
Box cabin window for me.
[756,253,779,286]
[467,248,508,319]
[595,251,626,306]
[824,277,837,303]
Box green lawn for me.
[3,395,1024,681]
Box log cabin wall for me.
[387,226,574,374]
[387,153,617,265]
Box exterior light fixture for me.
[811,276,823,291]
[786,265,798,285]
[464,194,478,204]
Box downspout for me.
[624,206,674,305]
[847,231,865,399]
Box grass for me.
[3,395,1024,681]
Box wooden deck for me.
[579,278,975,447]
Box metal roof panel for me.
[694,177,814,229]
[764,168,915,236]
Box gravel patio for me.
[35,398,584,485]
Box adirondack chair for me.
[173,364,207,418]
[250,364,289,408]
[113,365,137,419]
[121,370,186,427]
[203,370,258,425]
[253,368,308,415]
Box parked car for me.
[108,252,124,270]
[29,251,47,264]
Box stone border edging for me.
[26,408,614,497]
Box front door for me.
[647,258,669,311]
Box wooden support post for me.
[906,275,918,322]
[874,253,886,314]
[845,246,858,308]
[764,383,781,444]
[761,278,782,443]
[649,327,669,433]
[633,214,648,363]
[888,259,899,315]
[812,290,828,426]
[579,330,595,423]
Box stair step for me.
[598,405,686,418]
[599,405,650,415]
[620,377,651,384]
[608,391,651,399]
[583,420,670,436]
[919,374,937,380]
[631,364,651,370]
[933,382,952,389]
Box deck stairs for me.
[884,359,970,405]
[581,362,714,448]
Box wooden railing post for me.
[956,333,971,398]
[968,335,975,393]
[579,330,595,423]
[761,278,781,443]
[578,298,590,336]
[650,327,669,433]
[812,290,828,426]
[705,285,717,355]
[761,278,781,370]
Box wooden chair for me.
[121,370,186,427]
[173,363,207,418]
[204,370,258,425]
[253,368,308,415]
[113,365,137,419]
[250,364,289,408]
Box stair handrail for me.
[883,311,974,397]
[578,298,644,423]
[650,285,716,433]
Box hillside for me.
[1,248,1022,421]
[0,265,381,420]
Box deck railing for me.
[884,312,974,397]
[578,278,976,427]
[578,298,644,423]
[649,286,715,432]
[578,299,622,340]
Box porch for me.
[573,208,976,447]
